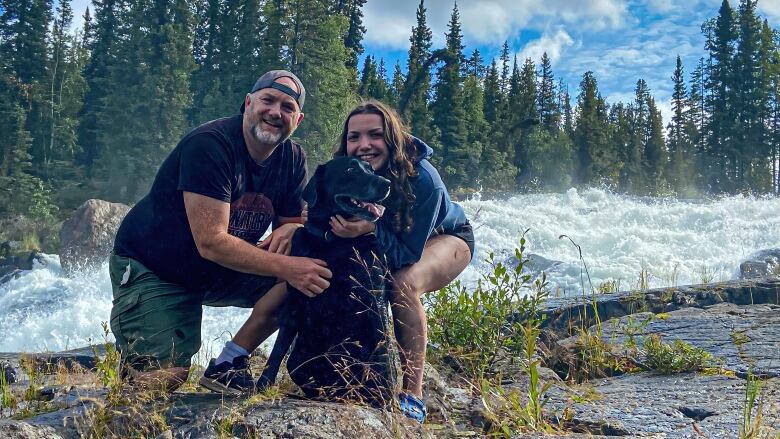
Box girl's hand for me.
[329,215,376,238]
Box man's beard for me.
[251,123,284,145]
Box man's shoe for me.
[198,355,254,395]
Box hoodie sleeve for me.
[374,177,443,272]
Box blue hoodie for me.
[374,137,469,271]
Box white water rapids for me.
[2,188,779,358]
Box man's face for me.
[243,77,304,147]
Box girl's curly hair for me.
[333,100,418,233]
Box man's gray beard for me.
[251,124,283,146]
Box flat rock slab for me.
[562,303,780,378]
[541,277,780,332]
[546,373,779,438]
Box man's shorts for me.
[108,252,278,370]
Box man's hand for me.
[282,257,332,297]
[329,215,376,239]
[259,223,301,255]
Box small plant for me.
[642,334,713,374]
[92,322,123,404]
[480,375,555,437]
[698,265,715,284]
[635,268,650,292]
[597,279,619,294]
[740,371,762,439]
[0,363,17,415]
[425,230,543,378]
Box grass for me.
[642,334,713,374]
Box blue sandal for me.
[399,392,427,424]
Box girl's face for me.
[346,113,389,172]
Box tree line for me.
[1,0,779,225]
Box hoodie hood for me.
[411,136,433,164]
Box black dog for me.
[258,156,398,407]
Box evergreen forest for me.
[1,0,780,249]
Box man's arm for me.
[183,191,331,296]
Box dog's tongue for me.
[360,202,385,220]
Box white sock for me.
[215,340,250,366]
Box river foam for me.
[2,188,778,356]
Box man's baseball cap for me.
[240,70,306,113]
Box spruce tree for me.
[289,0,356,166]
[537,52,559,133]
[259,0,289,71]
[431,3,469,188]
[706,0,737,192]
[78,0,120,173]
[389,61,404,107]
[644,96,667,193]
[402,0,436,144]
[667,55,691,192]
[573,72,611,185]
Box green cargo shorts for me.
[108,252,278,371]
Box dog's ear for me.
[302,164,326,209]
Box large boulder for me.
[58,199,130,273]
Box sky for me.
[69,0,780,123]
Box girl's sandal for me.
[399,392,427,424]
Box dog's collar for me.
[303,222,333,241]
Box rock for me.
[2,360,16,384]
[0,421,63,439]
[586,303,780,378]
[238,399,428,438]
[540,277,780,332]
[740,248,780,279]
[58,199,130,273]
[0,242,46,285]
[545,373,780,439]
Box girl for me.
[330,100,474,423]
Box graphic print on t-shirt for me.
[229,192,275,244]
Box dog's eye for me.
[346,167,359,174]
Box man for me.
[110,70,331,392]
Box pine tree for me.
[343,0,366,73]
[667,55,691,192]
[734,0,770,192]
[92,0,196,202]
[479,59,514,190]
[537,52,559,133]
[78,0,120,173]
[259,0,289,71]
[573,72,611,185]
[466,49,484,78]
[644,96,667,193]
[389,61,404,107]
[624,79,650,192]
[431,3,469,188]
[706,0,738,192]
[359,55,387,100]
[510,58,539,188]
[289,0,356,166]
[499,41,510,94]
[402,0,436,144]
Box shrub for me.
[642,334,713,374]
[424,231,549,378]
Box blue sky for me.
[70,0,780,122]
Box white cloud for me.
[363,0,630,50]
[517,29,575,65]
[758,1,780,25]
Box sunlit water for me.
[2,188,779,359]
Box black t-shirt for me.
[114,115,307,290]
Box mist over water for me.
[2,188,779,357]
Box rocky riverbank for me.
[1,276,778,438]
